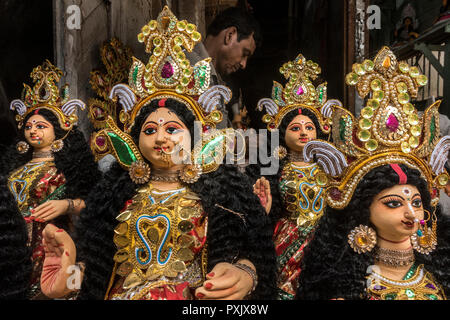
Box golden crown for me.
[10,60,85,131]
[303,47,450,209]
[104,6,230,134]
[257,53,343,132]
[89,6,235,174]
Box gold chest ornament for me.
[110,184,207,292]
[280,162,327,229]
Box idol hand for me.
[40,224,79,299]
[253,177,272,214]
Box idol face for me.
[284,114,317,152]
[138,107,191,169]
[369,184,424,241]
[24,114,56,151]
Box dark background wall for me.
[0,0,54,145]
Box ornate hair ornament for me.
[90,6,235,176]
[303,46,450,209]
[88,38,134,130]
[10,60,86,131]
[256,53,343,132]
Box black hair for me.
[0,174,31,299]
[297,164,450,299]
[75,98,277,299]
[207,7,262,48]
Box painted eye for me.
[37,124,47,129]
[166,127,182,134]
[306,126,315,131]
[290,126,300,131]
[412,198,422,208]
[143,127,156,135]
[384,200,402,208]
[25,125,32,130]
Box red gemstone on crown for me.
[296,86,304,95]
[386,113,399,132]
[161,62,174,79]
[96,136,106,147]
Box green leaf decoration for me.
[271,81,286,106]
[430,115,436,144]
[196,135,225,165]
[107,132,137,166]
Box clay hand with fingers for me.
[253,177,272,214]
[194,261,255,300]
[30,200,69,223]
[40,224,79,299]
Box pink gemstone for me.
[386,113,399,132]
[161,62,174,79]
[296,86,304,95]
[330,188,342,201]
[96,136,106,147]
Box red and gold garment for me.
[106,184,208,300]
[7,160,66,299]
[274,162,326,300]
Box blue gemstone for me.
[417,230,423,237]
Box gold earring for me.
[129,160,151,185]
[411,209,437,255]
[348,225,377,254]
[16,141,30,154]
[179,164,202,184]
[273,146,287,160]
[50,139,64,153]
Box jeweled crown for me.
[303,47,450,209]
[10,60,85,131]
[257,53,343,132]
[107,6,230,134]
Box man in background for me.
[186,7,262,128]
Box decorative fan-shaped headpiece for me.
[304,47,450,209]
[10,60,86,131]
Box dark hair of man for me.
[206,7,262,48]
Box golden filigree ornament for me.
[129,160,151,185]
[410,209,438,255]
[179,164,202,184]
[273,146,287,160]
[348,225,377,254]
[10,60,86,132]
[50,139,64,153]
[106,185,208,297]
[303,47,450,209]
[88,38,134,130]
[256,53,342,132]
[16,141,30,154]
[90,6,234,176]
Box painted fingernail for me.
[205,283,213,290]
[207,272,215,277]
[196,293,204,298]
[65,251,70,256]
[56,229,64,233]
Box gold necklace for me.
[373,246,415,268]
